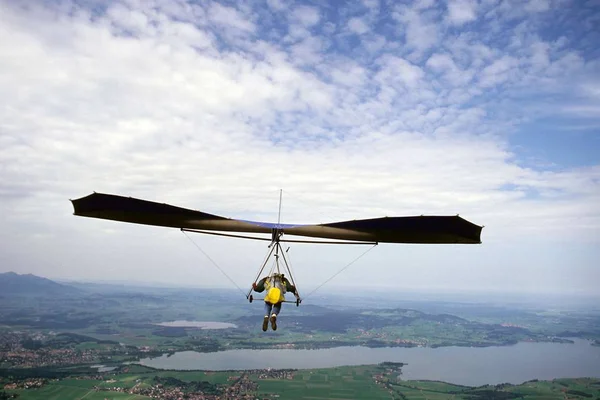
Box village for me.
[0,330,121,368]
[96,368,294,399]
[0,329,301,400]
[2,367,298,399]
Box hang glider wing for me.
[71,192,482,244]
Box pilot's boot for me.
[270,313,277,331]
[262,315,269,332]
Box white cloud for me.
[291,36,326,65]
[375,55,424,88]
[347,17,370,35]
[427,53,456,70]
[363,34,387,53]
[529,41,550,70]
[447,0,478,25]
[266,0,287,11]
[525,0,550,12]
[291,5,320,27]
[0,0,599,293]
[207,3,255,33]
[581,82,600,99]
[362,0,380,10]
[393,7,438,52]
[328,62,368,87]
[562,105,600,118]
[426,53,475,86]
[479,55,520,87]
[414,0,436,10]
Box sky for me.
[0,0,599,297]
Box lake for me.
[139,339,600,386]
[91,364,117,372]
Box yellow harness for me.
[264,275,286,304]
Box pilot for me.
[252,273,299,331]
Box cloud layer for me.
[1,0,598,295]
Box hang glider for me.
[70,192,482,244]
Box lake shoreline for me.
[150,335,579,354]
[136,339,600,386]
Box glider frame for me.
[70,192,483,306]
[183,225,380,307]
[180,228,378,245]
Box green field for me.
[2,283,600,399]
[6,381,150,400]
[253,365,392,399]
[387,378,600,399]
[2,283,599,357]
[5,365,600,400]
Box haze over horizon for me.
[1,0,598,296]
[3,271,599,309]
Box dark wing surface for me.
[71,192,482,244]
[303,216,482,244]
[71,192,279,235]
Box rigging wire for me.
[302,243,378,300]
[250,244,276,285]
[183,189,378,304]
[277,188,283,227]
[280,246,299,293]
[267,254,278,276]
[181,230,246,297]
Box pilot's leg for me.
[271,302,281,331]
[273,302,282,315]
[263,302,272,331]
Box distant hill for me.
[0,272,82,296]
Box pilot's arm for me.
[283,278,298,296]
[252,277,267,293]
